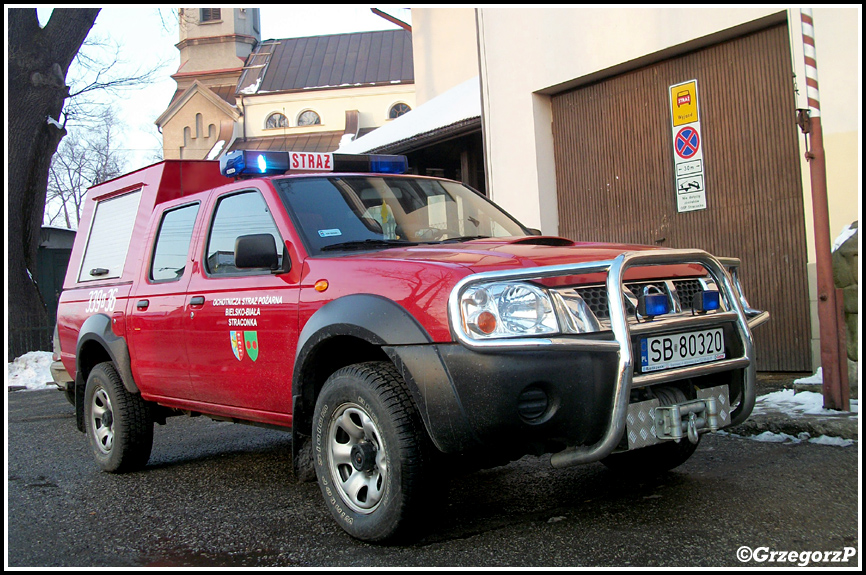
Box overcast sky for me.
[35,6,411,173]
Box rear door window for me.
[78,190,142,282]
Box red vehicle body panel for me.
[58,163,708,429]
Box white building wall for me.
[241,85,416,138]
[476,7,860,370]
[411,8,479,105]
[476,7,859,237]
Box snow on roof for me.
[336,76,481,154]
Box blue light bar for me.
[220,150,246,177]
[369,155,409,174]
[219,150,409,177]
[693,290,721,312]
[220,150,291,177]
[639,293,670,317]
[333,153,408,174]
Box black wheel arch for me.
[290,294,435,477]
[76,314,139,395]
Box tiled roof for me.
[228,128,378,154]
[169,84,237,107]
[238,30,414,95]
[228,132,345,153]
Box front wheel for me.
[313,362,428,542]
[84,362,154,473]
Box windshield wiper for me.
[438,235,490,243]
[321,239,419,252]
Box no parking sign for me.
[669,80,706,212]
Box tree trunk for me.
[7,8,99,357]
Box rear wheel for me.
[84,362,153,473]
[313,362,428,542]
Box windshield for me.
[274,176,528,254]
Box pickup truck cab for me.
[53,150,768,542]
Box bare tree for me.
[8,8,100,357]
[45,109,126,228]
[8,7,166,357]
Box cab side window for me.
[150,203,200,282]
[206,191,282,275]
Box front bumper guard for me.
[447,249,767,468]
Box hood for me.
[339,236,707,282]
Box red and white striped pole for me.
[799,9,848,411]
[801,9,822,117]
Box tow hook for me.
[655,397,719,444]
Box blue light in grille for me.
[639,293,670,317]
[694,290,721,312]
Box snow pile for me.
[793,368,824,385]
[7,351,55,391]
[336,75,481,154]
[753,389,858,416]
[719,430,855,448]
[833,222,857,252]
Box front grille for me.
[571,278,714,323]
[578,286,610,319]
[673,279,703,309]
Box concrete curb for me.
[728,411,858,440]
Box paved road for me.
[7,389,860,567]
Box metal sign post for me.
[798,9,848,411]
[669,80,707,212]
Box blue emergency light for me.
[692,290,721,313]
[638,290,670,318]
[219,150,408,178]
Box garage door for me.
[551,23,810,371]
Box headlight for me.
[459,282,559,339]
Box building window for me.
[297,110,321,126]
[389,103,411,119]
[265,113,289,129]
[201,8,221,22]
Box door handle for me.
[136,299,149,310]
[189,296,205,306]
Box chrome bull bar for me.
[446,249,766,468]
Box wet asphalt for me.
[6,389,860,568]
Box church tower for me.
[174,7,260,91]
[157,8,261,159]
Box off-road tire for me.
[84,362,154,473]
[313,361,428,542]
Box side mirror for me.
[235,234,279,270]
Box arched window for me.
[266,113,288,129]
[297,110,321,126]
[389,103,411,119]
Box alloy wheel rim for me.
[91,386,115,454]
[327,402,387,514]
